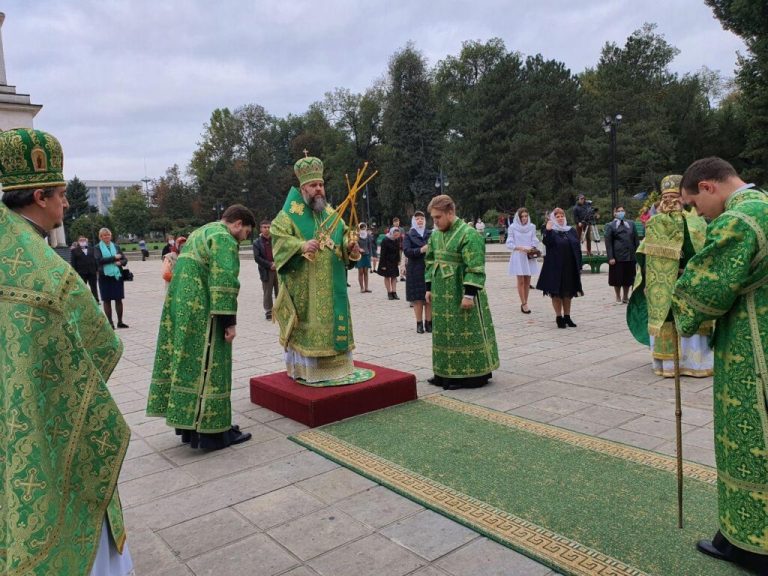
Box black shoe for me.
[697,531,768,571]
[117,322,129,328]
[427,376,443,387]
[697,539,731,562]
[265,311,272,320]
[556,316,566,328]
[425,321,432,333]
[563,315,577,327]
[392,293,400,300]
[417,321,424,334]
[444,381,463,390]
[228,427,252,446]
[388,292,395,300]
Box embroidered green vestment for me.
[147,221,240,433]
[425,218,499,379]
[271,187,355,357]
[672,189,768,556]
[0,204,129,575]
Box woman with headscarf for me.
[535,208,583,328]
[377,226,402,299]
[506,207,539,314]
[355,223,375,293]
[403,211,432,332]
[94,227,128,329]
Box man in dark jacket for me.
[604,205,639,303]
[70,235,99,301]
[572,194,594,255]
[253,219,278,320]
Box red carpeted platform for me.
[249,361,417,427]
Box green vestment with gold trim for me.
[672,188,768,556]
[0,204,129,575]
[425,218,499,379]
[147,221,240,433]
[271,187,357,383]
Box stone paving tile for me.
[158,508,258,560]
[334,486,424,529]
[110,262,722,576]
[267,507,372,561]
[234,485,326,529]
[547,415,612,436]
[186,533,299,576]
[435,537,552,576]
[379,509,479,561]
[295,467,378,504]
[309,533,426,576]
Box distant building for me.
[83,180,144,214]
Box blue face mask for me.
[616,211,625,220]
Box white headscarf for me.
[511,210,534,234]
[411,215,426,237]
[386,227,400,240]
[358,223,368,239]
[549,210,572,232]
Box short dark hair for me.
[414,211,425,218]
[222,204,256,227]
[260,219,271,226]
[680,157,739,195]
[1,186,58,209]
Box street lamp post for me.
[434,168,449,196]
[213,201,224,219]
[362,185,371,224]
[602,114,622,210]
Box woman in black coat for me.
[604,205,639,304]
[377,227,402,300]
[94,227,129,329]
[535,208,583,328]
[403,212,432,333]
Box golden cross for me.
[74,533,91,553]
[181,403,197,419]
[13,308,46,333]
[736,463,751,477]
[13,468,47,502]
[7,409,29,436]
[2,247,33,276]
[33,359,60,384]
[50,416,70,440]
[91,430,116,456]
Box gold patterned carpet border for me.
[424,395,717,485]
[293,428,649,576]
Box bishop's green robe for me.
[271,187,357,383]
[147,221,240,433]
[672,188,768,556]
[425,217,499,380]
[0,204,129,575]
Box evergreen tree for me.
[109,186,151,238]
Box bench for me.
[483,227,501,243]
[581,255,609,274]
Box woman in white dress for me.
[506,207,540,314]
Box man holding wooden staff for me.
[672,157,768,572]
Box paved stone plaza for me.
[115,253,715,576]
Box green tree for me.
[109,186,151,238]
[70,212,111,244]
[706,0,768,180]
[152,164,198,221]
[379,44,440,216]
[64,176,94,238]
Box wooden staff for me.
[672,323,684,529]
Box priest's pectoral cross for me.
[2,247,33,276]
[14,468,47,502]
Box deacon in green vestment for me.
[0,128,132,575]
[628,175,714,377]
[671,157,768,570]
[425,194,499,390]
[271,153,374,386]
[147,205,255,450]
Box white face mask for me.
[79,241,87,248]
[169,240,175,246]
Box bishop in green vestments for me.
[672,157,768,571]
[425,194,499,390]
[0,129,132,575]
[147,205,255,450]
[271,154,374,386]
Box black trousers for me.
[80,273,99,302]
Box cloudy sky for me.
[3,0,745,182]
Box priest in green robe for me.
[672,157,768,571]
[147,204,255,450]
[0,128,133,575]
[271,153,374,386]
[628,175,714,377]
[425,194,499,390]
